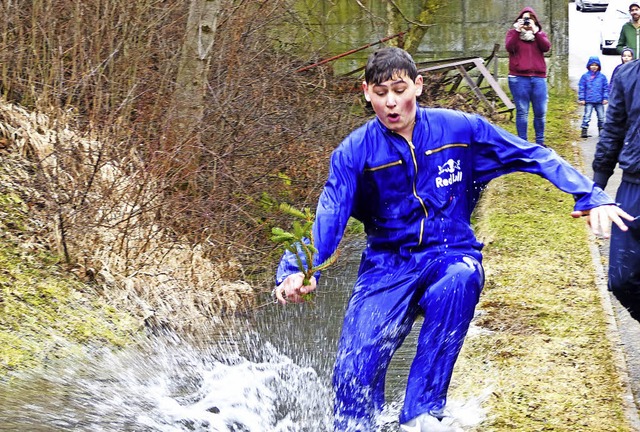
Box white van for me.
[599,0,631,54]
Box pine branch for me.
[271,203,339,301]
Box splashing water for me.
[0,262,490,431]
[0,322,490,432]
[0,329,335,432]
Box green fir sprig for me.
[271,203,339,301]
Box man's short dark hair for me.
[364,47,419,85]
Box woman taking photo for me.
[505,7,551,146]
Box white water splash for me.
[0,331,334,431]
[0,324,491,432]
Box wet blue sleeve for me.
[594,70,628,189]
[470,115,615,211]
[275,140,359,286]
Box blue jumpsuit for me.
[276,106,613,430]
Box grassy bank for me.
[0,158,139,376]
[448,91,632,430]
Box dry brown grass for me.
[0,101,256,331]
[446,94,633,431]
[0,0,367,331]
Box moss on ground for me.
[448,91,632,431]
[0,168,139,376]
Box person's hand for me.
[531,22,539,34]
[514,19,524,31]
[571,205,634,238]
[603,99,608,105]
[274,272,317,304]
[578,100,585,105]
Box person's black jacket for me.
[593,59,640,189]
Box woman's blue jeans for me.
[508,76,548,145]
[581,102,606,129]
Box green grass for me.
[447,91,632,431]
[0,178,139,376]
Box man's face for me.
[362,72,423,140]
[630,5,640,21]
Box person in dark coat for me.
[593,57,640,321]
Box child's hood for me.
[585,55,601,70]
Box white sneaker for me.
[399,413,456,432]
[399,418,421,432]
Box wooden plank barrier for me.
[417,45,515,115]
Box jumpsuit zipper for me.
[407,140,428,246]
[424,143,468,155]
[364,160,403,171]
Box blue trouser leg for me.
[508,76,531,141]
[333,253,417,432]
[332,251,484,430]
[400,255,483,423]
[530,77,548,145]
[581,103,594,129]
[594,103,605,129]
[609,181,640,293]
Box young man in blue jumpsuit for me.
[593,55,640,320]
[275,47,632,431]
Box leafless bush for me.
[0,0,368,329]
[0,0,467,329]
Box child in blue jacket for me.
[578,56,609,138]
[275,47,632,432]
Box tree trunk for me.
[548,0,570,93]
[386,0,440,56]
[162,0,221,179]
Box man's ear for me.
[362,81,371,102]
[415,75,424,97]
